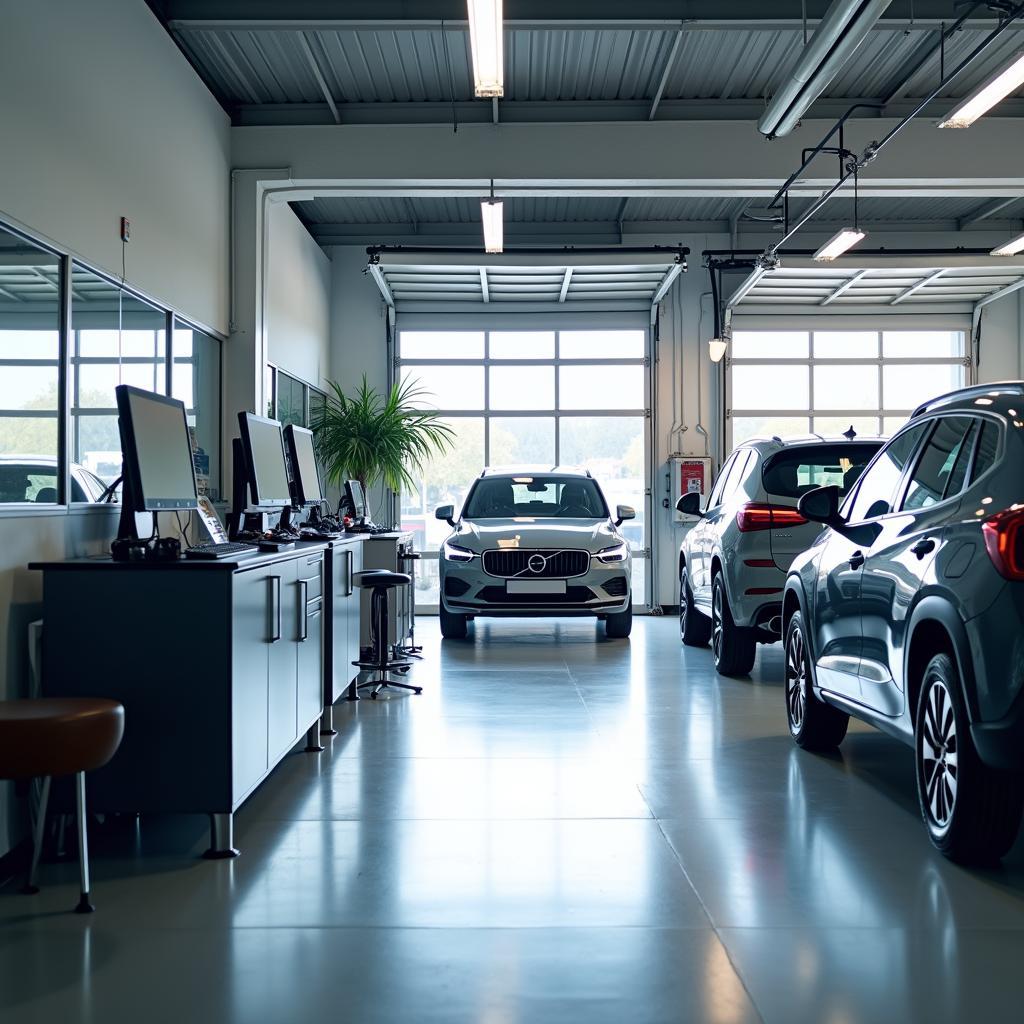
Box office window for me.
[270,366,326,433]
[727,329,967,447]
[173,320,222,500]
[0,226,62,504]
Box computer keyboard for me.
[184,541,258,560]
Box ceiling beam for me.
[820,269,870,305]
[959,197,1023,230]
[296,33,340,124]
[651,262,684,305]
[479,267,489,302]
[891,268,947,305]
[559,268,573,302]
[366,262,395,307]
[648,27,684,121]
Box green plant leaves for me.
[310,374,455,495]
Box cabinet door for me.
[231,566,270,801]
[347,543,363,672]
[298,597,324,730]
[332,545,351,701]
[267,559,299,763]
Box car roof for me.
[736,435,887,455]
[911,381,1024,418]
[480,466,593,479]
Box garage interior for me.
[4,2,1024,1021]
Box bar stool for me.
[352,570,422,700]
[0,698,124,913]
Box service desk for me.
[30,544,332,857]
[358,531,416,650]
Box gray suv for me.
[784,383,1024,863]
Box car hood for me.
[452,518,623,553]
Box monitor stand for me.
[110,463,156,561]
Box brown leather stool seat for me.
[0,698,125,913]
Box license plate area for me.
[506,579,567,595]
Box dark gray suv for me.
[782,383,1024,864]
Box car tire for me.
[915,653,1024,864]
[711,572,756,676]
[439,603,468,640]
[785,609,848,750]
[605,602,633,639]
[679,566,711,647]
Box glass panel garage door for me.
[727,329,968,448]
[397,328,650,612]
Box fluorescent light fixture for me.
[813,228,867,262]
[938,52,1024,128]
[467,0,504,98]
[708,339,728,363]
[991,232,1024,256]
[481,199,504,253]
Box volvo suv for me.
[783,384,1024,863]
[435,468,635,640]
[677,435,883,675]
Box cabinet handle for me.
[299,579,308,641]
[269,575,282,643]
[346,549,354,596]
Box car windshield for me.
[463,475,609,519]
[761,443,882,500]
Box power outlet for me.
[120,217,130,242]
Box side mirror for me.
[676,491,703,518]
[798,485,842,526]
[615,504,636,526]
[435,504,456,527]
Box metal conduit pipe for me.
[757,0,894,139]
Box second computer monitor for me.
[283,424,323,507]
[238,412,292,508]
[345,479,367,520]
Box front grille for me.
[477,585,598,604]
[483,548,590,579]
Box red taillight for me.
[982,507,1024,580]
[735,502,808,533]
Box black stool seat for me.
[354,570,410,589]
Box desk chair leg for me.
[23,775,50,895]
[74,772,95,914]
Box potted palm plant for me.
[311,375,455,520]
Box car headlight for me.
[442,539,477,562]
[594,542,628,563]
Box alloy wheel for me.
[712,581,723,662]
[920,676,959,831]
[786,625,806,734]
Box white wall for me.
[266,202,332,390]
[0,0,231,858]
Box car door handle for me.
[911,538,936,559]
[849,551,865,569]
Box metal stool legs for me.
[356,586,422,700]
[23,775,50,895]
[74,772,94,914]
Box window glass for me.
[489,331,554,359]
[763,443,882,499]
[275,371,305,428]
[812,416,880,438]
[941,419,978,499]
[731,416,810,445]
[971,420,1000,483]
[71,265,167,492]
[489,365,555,410]
[731,332,808,359]
[846,424,928,522]
[883,364,965,412]
[559,364,644,410]
[707,454,737,508]
[400,331,484,359]
[489,417,555,465]
[463,475,608,519]
[813,365,878,410]
[813,332,878,358]
[732,365,809,410]
[883,331,964,358]
[559,330,644,359]
[722,450,754,501]
[901,417,973,510]
[0,228,61,503]
[174,321,221,500]
[402,365,484,410]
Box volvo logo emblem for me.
[527,553,547,574]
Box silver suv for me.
[677,435,883,675]
[435,468,634,640]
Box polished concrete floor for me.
[3,616,1024,1023]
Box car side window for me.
[707,454,737,509]
[721,450,752,502]
[901,417,973,511]
[942,419,979,498]
[970,420,1000,483]
[846,423,929,523]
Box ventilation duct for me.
[758,0,893,139]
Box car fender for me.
[906,593,978,722]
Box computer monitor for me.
[115,385,198,513]
[344,479,367,520]
[283,424,323,507]
[237,412,292,509]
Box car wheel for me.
[915,653,1024,864]
[785,609,848,750]
[605,602,632,639]
[679,566,711,647]
[439,604,468,640]
[711,572,756,676]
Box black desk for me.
[30,545,333,857]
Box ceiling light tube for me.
[481,199,504,254]
[467,0,504,98]
[992,232,1024,257]
[938,52,1024,128]
[813,227,867,262]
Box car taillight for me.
[982,507,1024,580]
[735,502,808,533]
